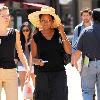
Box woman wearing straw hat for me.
[28,6,71,100]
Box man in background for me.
[71,8,100,100]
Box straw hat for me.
[28,6,61,28]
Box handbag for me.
[59,36,71,65]
[63,51,71,65]
[23,78,33,99]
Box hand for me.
[71,60,80,71]
[14,59,18,64]
[38,59,45,66]
[71,53,75,66]
[33,59,45,66]
[57,23,65,35]
[71,53,79,71]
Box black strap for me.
[78,26,81,37]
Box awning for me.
[59,0,72,5]
[23,2,48,9]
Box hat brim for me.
[28,10,61,28]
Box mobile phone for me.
[42,60,48,63]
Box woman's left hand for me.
[57,23,65,36]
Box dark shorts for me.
[34,71,68,100]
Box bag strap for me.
[78,26,81,37]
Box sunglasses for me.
[22,29,29,32]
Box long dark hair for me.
[20,22,32,52]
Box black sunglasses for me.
[22,29,29,32]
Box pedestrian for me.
[71,8,97,100]
[71,8,96,100]
[16,22,35,92]
[71,8,100,100]
[0,6,30,100]
[72,8,92,52]
[28,6,71,100]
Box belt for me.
[89,58,100,61]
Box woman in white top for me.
[16,22,35,92]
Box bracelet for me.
[62,38,68,42]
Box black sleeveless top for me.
[0,29,16,69]
[33,29,65,74]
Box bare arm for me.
[58,23,72,54]
[15,30,30,71]
[29,51,32,70]
[71,50,81,70]
[31,38,44,66]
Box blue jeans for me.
[81,60,100,100]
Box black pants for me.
[34,71,68,100]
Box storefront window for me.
[60,2,73,35]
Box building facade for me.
[0,0,50,30]
[0,0,73,34]
[1,0,99,34]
